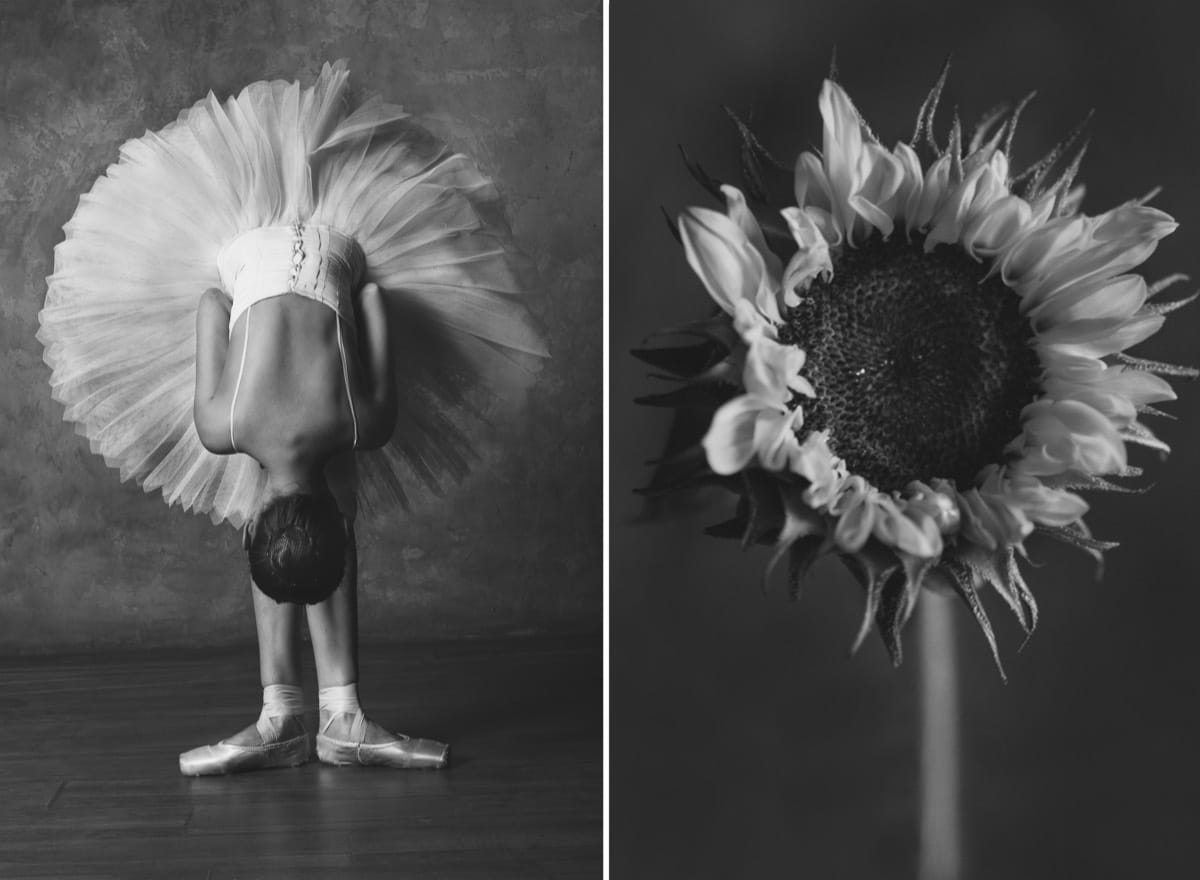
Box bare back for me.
[195,283,396,470]
[229,295,361,465]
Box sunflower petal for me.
[793,150,834,214]
[1033,205,1176,295]
[961,194,1033,259]
[701,395,764,475]
[848,142,906,239]
[891,141,925,234]
[819,79,867,240]
[872,497,943,558]
[830,477,876,552]
[999,214,1088,290]
[1012,399,1127,476]
[780,207,834,304]
[788,432,845,508]
[1026,274,1147,327]
[679,207,772,318]
[1038,313,1164,358]
[912,153,952,231]
[926,159,1010,254]
[721,184,783,283]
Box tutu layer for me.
[38,60,547,527]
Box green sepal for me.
[720,105,789,205]
[1003,549,1038,644]
[1140,290,1198,316]
[705,506,751,541]
[1048,471,1148,495]
[661,206,683,245]
[638,444,737,498]
[635,383,737,410]
[1037,522,1116,576]
[678,145,726,205]
[939,555,1007,681]
[738,470,786,549]
[1120,421,1169,455]
[1137,405,1175,421]
[786,535,828,602]
[630,340,729,378]
[763,486,827,593]
[879,553,936,665]
[842,540,902,656]
[1114,353,1199,378]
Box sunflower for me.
[636,67,1194,671]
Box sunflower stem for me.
[918,590,962,880]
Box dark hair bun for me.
[247,493,347,604]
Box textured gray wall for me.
[0,0,601,653]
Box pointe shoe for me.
[316,710,449,769]
[179,715,311,777]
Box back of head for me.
[247,493,347,605]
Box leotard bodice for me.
[217,223,364,453]
[218,223,365,332]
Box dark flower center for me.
[777,234,1041,492]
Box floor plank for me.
[0,636,601,879]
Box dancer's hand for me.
[353,282,397,449]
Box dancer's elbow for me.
[193,402,234,454]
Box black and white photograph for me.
[12,0,1200,877]
[0,1,600,877]
[612,1,1200,878]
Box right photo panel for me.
[611,1,1200,877]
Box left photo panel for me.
[0,1,601,876]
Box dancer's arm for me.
[353,282,396,450]
[194,288,235,454]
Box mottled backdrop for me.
[0,0,601,652]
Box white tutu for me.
[38,60,547,528]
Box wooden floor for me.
[0,635,601,879]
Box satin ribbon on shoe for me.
[178,714,311,777]
[316,710,450,769]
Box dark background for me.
[612,1,1200,877]
[0,0,601,652]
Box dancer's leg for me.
[219,584,305,748]
[253,580,304,688]
[308,531,390,742]
[308,540,447,765]
[308,452,448,766]
[309,449,370,738]
[306,534,359,690]
[178,580,308,775]
[309,449,361,692]
[308,449,372,739]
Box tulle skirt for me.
[38,60,547,528]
